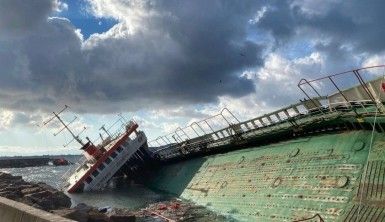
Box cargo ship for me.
[50,65,385,221]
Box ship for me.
[51,65,385,221]
[42,109,148,193]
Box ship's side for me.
[140,66,385,221]
[144,129,385,221]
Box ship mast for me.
[42,105,86,147]
[99,125,111,138]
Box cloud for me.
[0,109,14,130]
[0,0,56,33]
[1,0,385,134]
[363,54,385,68]
[0,0,264,114]
[258,0,385,54]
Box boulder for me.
[0,190,22,200]
[52,208,89,222]
[24,190,71,211]
[21,187,42,195]
[24,190,52,200]
[74,203,93,212]
[109,214,136,222]
[0,172,20,180]
[87,208,109,222]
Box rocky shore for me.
[0,172,228,222]
[0,172,135,222]
[0,172,70,211]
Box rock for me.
[52,208,89,222]
[0,172,20,180]
[109,214,136,222]
[34,182,57,192]
[87,208,109,222]
[31,203,43,210]
[24,190,71,211]
[0,191,22,200]
[98,206,112,213]
[74,203,93,212]
[0,186,21,193]
[0,172,138,222]
[25,190,52,199]
[21,187,42,195]
[19,197,35,207]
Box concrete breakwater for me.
[0,156,71,168]
[0,196,75,222]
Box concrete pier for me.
[0,196,75,222]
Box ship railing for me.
[60,156,88,185]
[298,65,385,115]
[92,119,136,148]
[149,99,380,160]
[148,98,320,152]
[149,65,385,160]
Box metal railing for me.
[150,99,380,160]
[60,156,87,189]
[148,65,385,161]
[298,65,385,114]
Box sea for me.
[0,164,170,210]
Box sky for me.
[0,0,385,156]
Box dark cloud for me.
[0,0,264,113]
[1,0,384,114]
[0,0,55,33]
[258,0,385,54]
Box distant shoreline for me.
[0,155,77,168]
[0,154,81,160]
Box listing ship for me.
[51,65,385,221]
[63,122,147,192]
[43,110,148,193]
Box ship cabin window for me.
[105,158,112,165]
[92,170,99,177]
[110,151,118,159]
[98,164,105,171]
[85,176,93,184]
[117,147,123,153]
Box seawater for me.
[1,165,170,210]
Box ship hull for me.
[143,129,385,221]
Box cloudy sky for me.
[0,0,384,156]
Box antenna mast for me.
[43,105,86,147]
[98,114,129,141]
[99,125,111,137]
